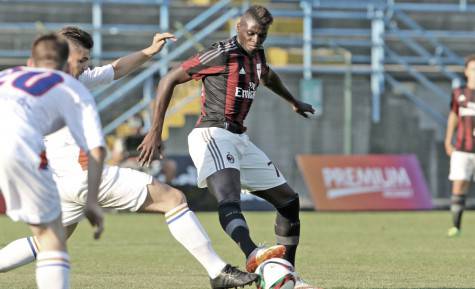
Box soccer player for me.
[0,27,257,289]
[138,5,318,289]
[445,55,475,237]
[0,34,105,289]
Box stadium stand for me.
[1,0,475,207]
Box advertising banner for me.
[296,154,432,211]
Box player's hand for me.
[137,131,164,167]
[293,100,315,118]
[445,141,455,156]
[84,203,104,240]
[145,32,177,56]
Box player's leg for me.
[241,142,320,288]
[207,168,259,258]
[0,182,83,273]
[252,183,300,266]
[449,180,468,236]
[140,180,230,277]
[29,216,70,289]
[0,145,70,289]
[98,166,257,288]
[0,236,39,272]
[188,128,260,261]
[447,151,471,236]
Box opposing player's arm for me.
[85,146,106,239]
[111,32,176,80]
[138,66,192,166]
[445,111,458,156]
[261,67,315,118]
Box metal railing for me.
[99,0,240,133]
[0,0,473,133]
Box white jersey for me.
[0,66,104,154]
[45,64,114,177]
[0,66,105,223]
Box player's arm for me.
[111,32,176,80]
[85,146,106,239]
[261,67,315,118]
[138,66,191,166]
[445,111,458,156]
[61,81,106,239]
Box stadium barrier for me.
[297,154,432,211]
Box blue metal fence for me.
[0,0,473,132]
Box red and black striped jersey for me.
[181,36,269,134]
[451,86,475,152]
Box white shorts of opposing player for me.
[449,151,475,181]
[0,136,61,224]
[188,127,286,191]
[55,165,152,226]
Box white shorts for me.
[56,165,151,226]
[0,137,61,225]
[188,127,286,191]
[449,150,475,181]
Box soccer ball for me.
[256,258,296,289]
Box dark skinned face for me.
[236,17,269,55]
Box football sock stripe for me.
[27,237,38,259]
[166,206,191,225]
[165,203,188,219]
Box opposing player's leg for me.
[139,177,257,288]
[0,220,70,288]
[1,166,257,289]
[0,216,78,273]
[0,144,70,289]
[30,216,70,289]
[140,180,230,276]
[88,166,257,288]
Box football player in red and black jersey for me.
[139,5,318,288]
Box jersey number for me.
[12,71,63,97]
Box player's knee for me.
[275,195,300,229]
[168,187,187,207]
[157,185,187,210]
[144,183,187,213]
[275,194,300,214]
[275,196,300,244]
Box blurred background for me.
[0,0,473,212]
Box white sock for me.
[36,251,70,289]
[0,237,38,272]
[165,203,226,278]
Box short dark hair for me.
[58,26,93,50]
[243,5,273,27]
[31,33,69,69]
[465,54,475,68]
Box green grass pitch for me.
[1,211,475,289]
